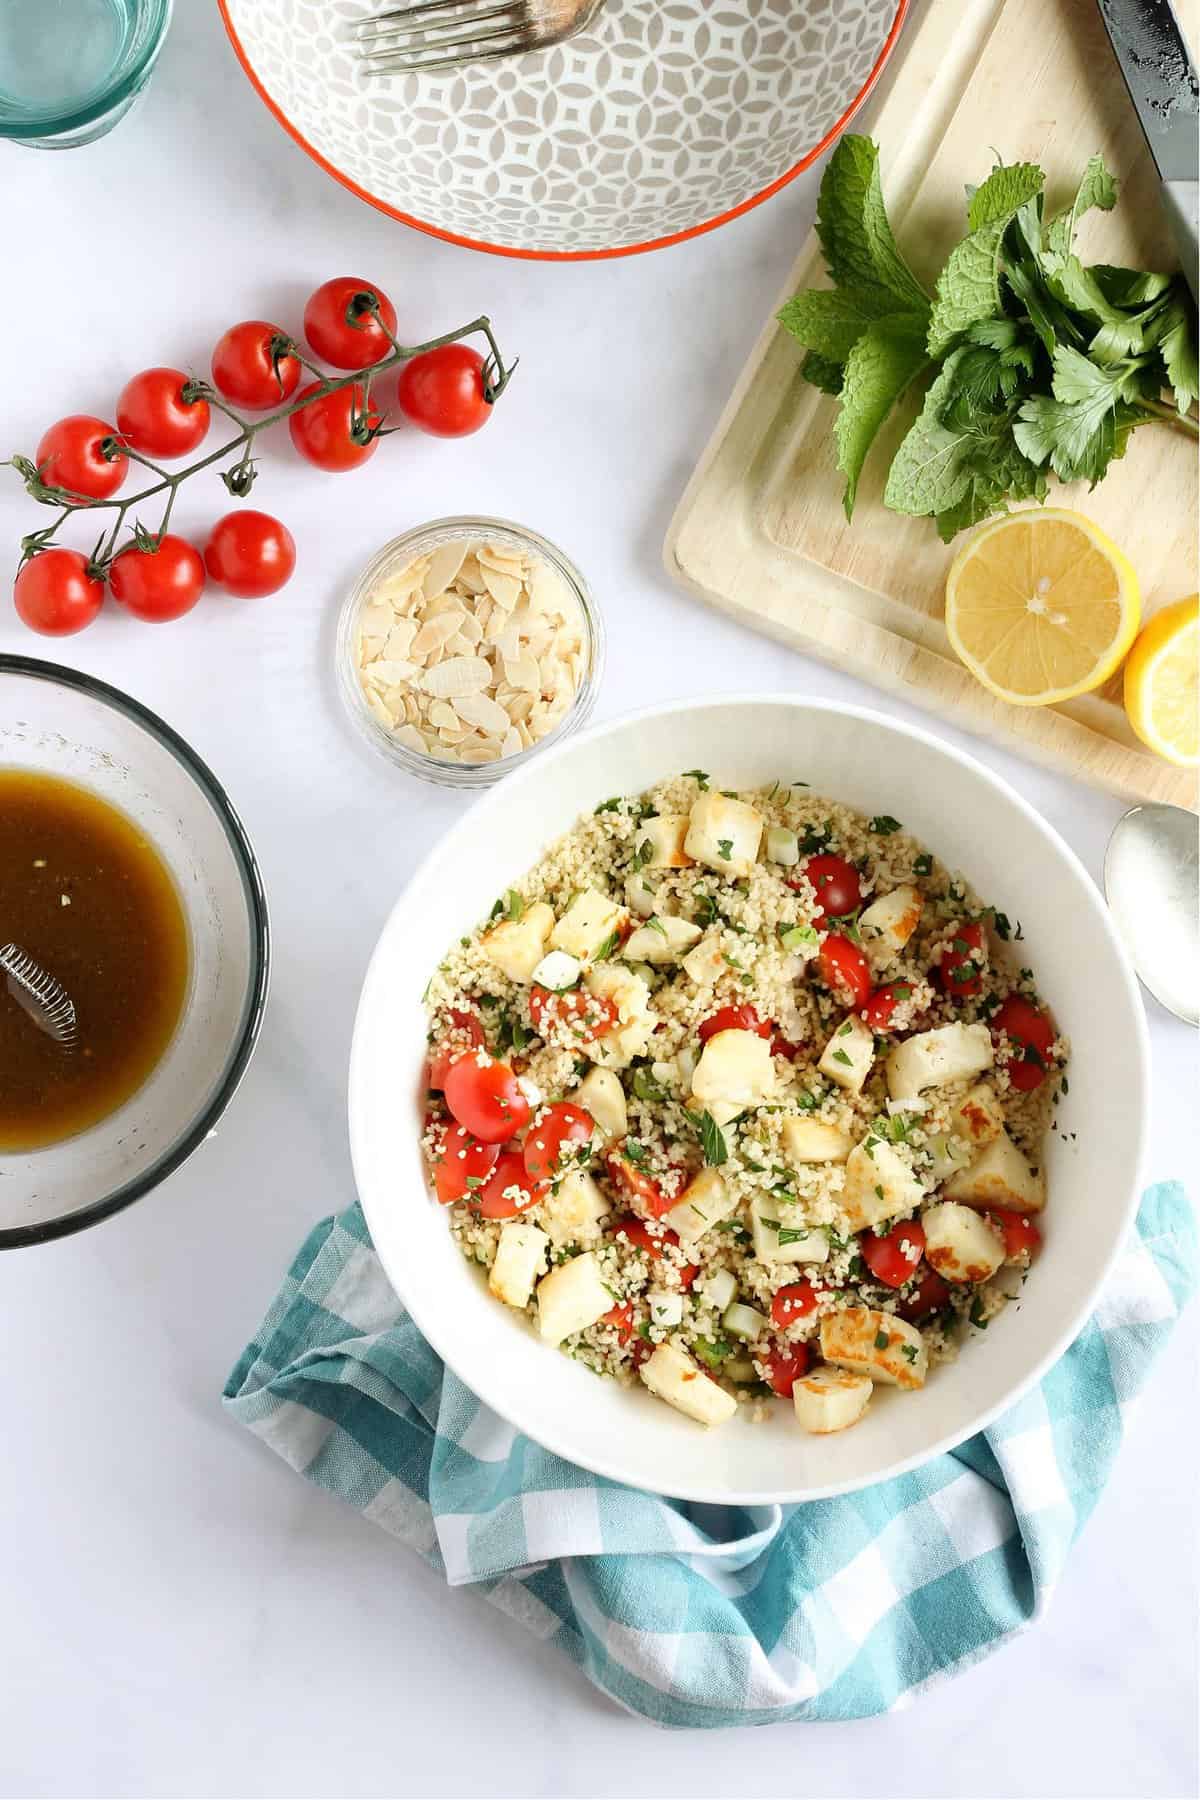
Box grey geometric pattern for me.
[225,0,902,254]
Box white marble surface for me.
[0,4,1196,1795]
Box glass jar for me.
[336,516,604,790]
[0,0,173,150]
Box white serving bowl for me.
[349,698,1148,1503]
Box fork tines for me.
[356,0,530,75]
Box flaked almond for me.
[421,654,492,699]
[481,565,522,611]
[428,699,462,732]
[411,613,464,657]
[422,541,468,600]
[365,658,419,686]
[453,691,512,734]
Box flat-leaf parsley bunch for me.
[779,137,1199,541]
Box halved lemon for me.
[1123,594,1199,768]
[945,509,1141,706]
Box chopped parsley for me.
[874,1329,890,1350]
[682,769,710,790]
[503,888,524,921]
[630,837,654,871]
[717,837,734,861]
[831,1048,853,1066]
[592,931,621,962]
[593,796,622,815]
[969,1296,989,1329]
[698,1110,729,1167]
[798,821,834,855]
[777,1225,812,1247]
[901,1344,919,1363]
[645,915,668,938]
[869,815,902,836]
[913,853,933,877]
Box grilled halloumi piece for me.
[819,1307,928,1389]
[886,1022,994,1100]
[662,1167,738,1243]
[782,1118,854,1165]
[684,792,763,878]
[793,1367,873,1434]
[950,1082,1004,1149]
[922,1201,1005,1283]
[550,888,626,962]
[632,813,693,869]
[536,1252,613,1346]
[681,932,726,988]
[691,1028,776,1123]
[622,914,703,964]
[858,885,923,971]
[639,1344,738,1426]
[481,900,554,983]
[489,1221,549,1309]
[542,1170,610,1250]
[840,1136,924,1232]
[583,964,656,1070]
[750,1194,829,1265]
[818,1015,875,1095]
[944,1129,1045,1213]
[573,1066,627,1142]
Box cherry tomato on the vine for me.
[763,1344,811,1398]
[697,1004,772,1043]
[203,511,296,598]
[937,921,987,999]
[13,549,104,637]
[860,1219,926,1289]
[288,383,381,472]
[524,1102,596,1183]
[433,1123,499,1206]
[211,320,301,410]
[396,344,492,438]
[36,415,127,501]
[818,933,872,1009]
[109,535,205,623]
[443,1054,530,1144]
[116,368,210,459]
[793,853,862,922]
[475,1151,546,1220]
[303,277,397,371]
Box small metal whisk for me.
[0,943,77,1049]
[355,0,608,76]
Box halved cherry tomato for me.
[524,1102,596,1182]
[771,1281,819,1328]
[763,1343,811,1397]
[605,1145,671,1217]
[771,1031,804,1061]
[987,1210,1042,1261]
[211,320,301,410]
[288,382,381,472]
[818,934,872,1008]
[13,549,104,636]
[612,1215,698,1286]
[443,1055,530,1144]
[476,1151,546,1219]
[601,1301,635,1344]
[697,1004,772,1043]
[116,368,210,459]
[936,921,986,999]
[860,1219,926,1288]
[396,343,492,438]
[529,984,618,1042]
[303,276,398,371]
[991,995,1055,1091]
[793,854,862,922]
[433,1123,499,1205]
[36,414,127,500]
[428,1010,486,1090]
[861,980,914,1031]
[896,1262,952,1323]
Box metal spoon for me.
[0,943,77,1047]
[1103,803,1199,1024]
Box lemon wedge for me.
[945,509,1141,706]
[1123,594,1199,768]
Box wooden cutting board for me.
[666,0,1199,810]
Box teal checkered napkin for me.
[224,1183,1194,1728]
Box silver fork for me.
[355,0,608,76]
[0,943,77,1049]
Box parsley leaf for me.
[682,769,710,790]
[869,814,902,835]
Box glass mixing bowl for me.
[0,657,269,1247]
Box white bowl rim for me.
[0,654,272,1251]
[348,693,1149,1502]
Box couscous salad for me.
[421,774,1065,1434]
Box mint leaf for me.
[882,352,976,515]
[816,136,928,312]
[801,351,845,396]
[778,286,896,362]
[927,163,1045,355]
[835,316,930,517]
[698,1111,728,1168]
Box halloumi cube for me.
[550,888,626,962]
[582,963,656,1069]
[684,792,764,878]
[639,1344,738,1426]
[632,813,693,869]
[681,932,726,988]
[662,1167,737,1243]
[542,1169,610,1250]
[925,1132,975,1184]
[488,1221,549,1310]
[536,1252,613,1345]
[481,900,554,983]
[922,1201,1005,1283]
[840,1136,924,1232]
[944,1129,1045,1213]
[950,1082,1004,1150]
[886,1022,994,1100]
[622,914,703,964]
[818,1015,875,1095]
[819,1307,928,1389]
[573,1066,627,1142]
[793,1367,873,1434]
[750,1194,829,1265]
[625,871,658,917]
[857,885,923,971]
[691,1029,776,1121]
[783,1117,855,1165]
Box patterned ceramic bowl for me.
[217,0,908,259]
